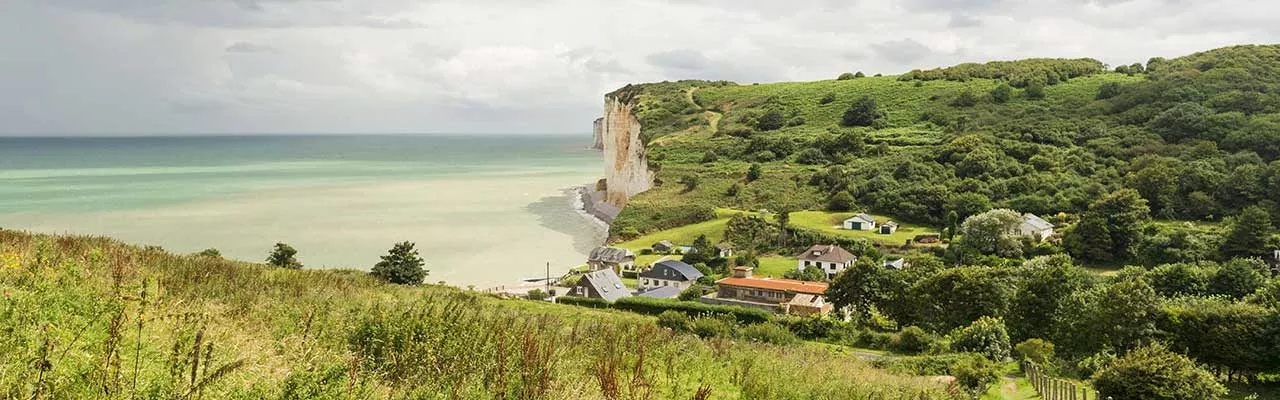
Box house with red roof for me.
[700,267,832,316]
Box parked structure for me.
[879,221,899,234]
[639,260,703,291]
[701,267,832,316]
[1019,213,1055,241]
[843,213,877,230]
[796,244,857,280]
[587,246,637,276]
[568,268,631,302]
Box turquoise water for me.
[0,135,606,286]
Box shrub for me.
[949,316,1011,361]
[841,96,880,127]
[700,151,718,163]
[827,191,856,211]
[556,296,610,308]
[894,326,935,354]
[1013,338,1055,365]
[527,288,550,301]
[795,148,827,165]
[757,110,786,131]
[677,284,704,301]
[1024,81,1046,99]
[726,183,740,197]
[611,296,772,324]
[990,84,1012,103]
[679,174,700,192]
[854,329,895,350]
[739,323,799,345]
[873,353,986,376]
[371,241,428,285]
[196,248,221,258]
[690,316,735,338]
[779,316,840,340]
[837,72,856,80]
[267,242,303,269]
[746,163,763,182]
[656,310,692,332]
[617,227,641,240]
[950,90,979,107]
[952,356,1000,396]
[819,93,836,104]
[1096,81,1122,100]
[1093,343,1227,400]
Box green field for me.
[756,255,798,278]
[789,211,940,245]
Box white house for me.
[638,260,704,291]
[843,213,877,231]
[796,244,857,280]
[1018,214,1055,241]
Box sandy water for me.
[0,135,605,287]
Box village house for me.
[567,268,631,302]
[796,244,857,280]
[879,221,899,235]
[715,242,734,258]
[843,213,877,231]
[587,246,638,276]
[1019,213,1055,241]
[652,240,675,253]
[701,267,832,316]
[639,260,704,291]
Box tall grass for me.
[0,229,957,399]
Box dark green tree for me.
[1095,81,1122,99]
[266,242,302,269]
[1007,255,1092,343]
[837,72,856,80]
[746,163,762,182]
[854,71,866,78]
[1065,189,1150,264]
[1093,343,1227,400]
[1024,81,1046,99]
[989,84,1013,103]
[1209,258,1265,299]
[825,257,893,319]
[951,90,979,107]
[1093,276,1160,353]
[1148,102,1214,143]
[679,174,700,193]
[196,248,222,258]
[757,110,786,131]
[841,96,880,127]
[371,241,428,285]
[827,191,856,211]
[1221,206,1273,258]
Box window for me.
[804,261,810,267]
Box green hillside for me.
[0,230,954,399]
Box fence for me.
[1022,362,1101,400]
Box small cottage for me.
[1019,214,1055,241]
[639,260,704,291]
[568,269,631,302]
[587,246,637,276]
[652,240,675,253]
[843,213,877,231]
[879,221,899,234]
[715,242,734,258]
[796,244,857,280]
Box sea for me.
[0,134,606,288]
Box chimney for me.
[733,266,753,278]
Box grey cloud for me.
[226,42,279,53]
[645,49,709,71]
[870,39,934,65]
[949,14,981,28]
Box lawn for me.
[756,255,797,278]
[613,208,746,252]
[789,211,940,246]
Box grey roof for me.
[639,260,705,281]
[636,286,682,299]
[883,258,905,270]
[588,246,635,263]
[715,242,733,250]
[580,269,631,302]
[882,221,899,228]
[797,244,857,263]
[653,240,674,250]
[1022,214,1054,230]
[845,213,875,224]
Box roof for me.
[639,260,705,281]
[788,293,822,306]
[653,240,674,249]
[715,242,733,250]
[1021,214,1054,231]
[580,269,631,302]
[844,213,875,224]
[588,247,635,263]
[883,258,905,270]
[636,286,682,299]
[716,276,829,295]
[797,244,857,263]
[882,221,899,227]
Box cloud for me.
[2,0,1280,135]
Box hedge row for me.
[613,296,772,324]
[555,296,610,309]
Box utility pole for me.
[545,262,551,295]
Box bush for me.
[556,296,610,308]
[873,353,986,376]
[827,191,856,211]
[196,248,221,258]
[1093,343,1227,400]
[657,310,692,332]
[952,356,1000,396]
[951,90,979,107]
[371,241,428,285]
[819,93,836,104]
[611,296,772,324]
[795,148,827,165]
[779,316,840,340]
[677,284,704,301]
[690,316,735,338]
[746,163,763,182]
[757,110,786,131]
[854,329,895,350]
[894,326,935,354]
[842,96,880,127]
[1024,81,1046,100]
[1096,81,1123,100]
[740,323,799,345]
[527,288,550,301]
[726,183,740,197]
[990,84,1012,103]
[1013,339,1055,365]
[949,316,1011,361]
[267,242,303,269]
[837,72,856,80]
[700,151,718,163]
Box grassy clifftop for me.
[0,230,954,399]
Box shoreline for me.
[482,183,610,295]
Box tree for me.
[854,71,866,78]
[1065,189,1150,264]
[841,96,880,127]
[1209,258,1265,299]
[776,210,791,247]
[1093,343,1227,400]
[371,241,428,285]
[951,90,979,107]
[266,243,302,269]
[908,267,1013,331]
[1221,206,1273,259]
[837,72,856,80]
[683,234,716,265]
[1092,276,1160,353]
[945,193,992,222]
[1148,102,1214,143]
[956,209,1023,255]
[1095,81,1122,100]
[950,316,1012,361]
[746,163,762,182]
[825,258,893,319]
[1014,339,1055,365]
[952,356,1000,396]
[784,265,827,282]
[1007,256,1092,343]
[989,84,1013,103]
[827,191,856,211]
[757,110,785,131]
[943,211,959,240]
[196,248,221,258]
[1024,81,1046,99]
[679,174,700,192]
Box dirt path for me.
[684,87,722,134]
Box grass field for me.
[613,209,746,252]
[789,211,940,246]
[756,255,798,278]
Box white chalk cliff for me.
[598,94,654,208]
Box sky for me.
[1,0,1277,135]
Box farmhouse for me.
[639,260,704,291]
[568,268,631,302]
[701,267,832,316]
[796,244,856,280]
[843,213,877,230]
[879,221,899,235]
[587,246,637,276]
[1019,214,1055,241]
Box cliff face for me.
[599,96,653,208]
[591,118,604,150]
